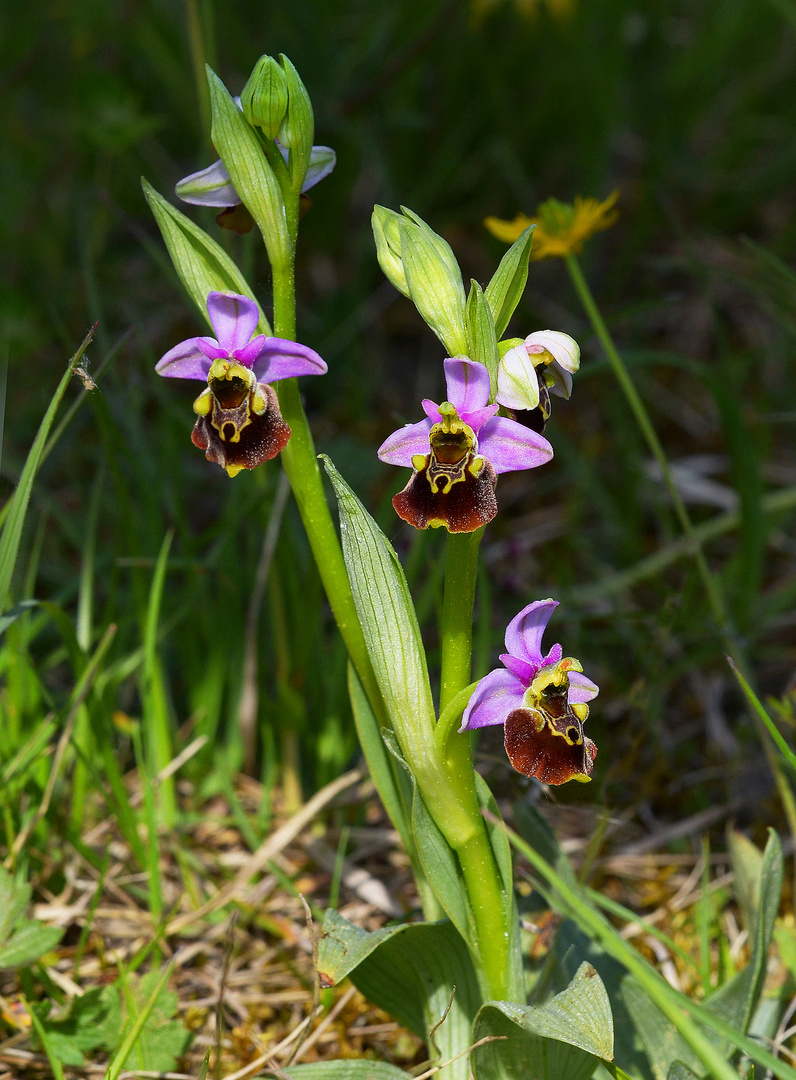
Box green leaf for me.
[0,868,31,940]
[321,456,473,850]
[550,921,653,1080]
[281,1064,410,1080]
[472,962,614,1080]
[348,663,413,853]
[727,829,762,934]
[318,910,482,1080]
[668,1066,701,1080]
[34,988,117,1066]
[206,65,291,264]
[484,225,535,338]
[321,457,433,737]
[400,207,466,308]
[621,978,703,1080]
[411,785,475,946]
[0,598,39,635]
[513,800,578,891]
[728,658,796,776]
[318,909,414,992]
[141,177,272,335]
[494,816,786,1080]
[602,1065,642,1080]
[104,966,190,1079]
[0,328,93,617]
[280,54,314,193]
[26,1001,66,1080]
[704,829,782,1036]
[0,867,63,969]
[372,205,411,297]
[0,920,63,968]
[624,829,783,1079]
[465,281,500,399]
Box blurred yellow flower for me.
[472,0,576,21]
[484,192,619,260]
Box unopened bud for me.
[372,206,410,297]
[277,55,314,193]
[241,55,289,139]
[496,341,540,411]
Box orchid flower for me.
[461,599,599,784]
[496,329,580,434]
[176,142,336,209]
[378,358,552,532]
[156,291,326,477]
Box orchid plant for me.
[143,51,786,1080]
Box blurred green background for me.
[3,0,796,830]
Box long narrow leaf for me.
[321,455,473,850]
[0,327,94,616]
[142,178,271,334]
[729,657,796,774]
[484,225,535,338]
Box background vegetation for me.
[2,0,796,1072]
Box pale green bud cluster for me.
[372,206,468,356]
[372,211,541,400]
[240,54,314,194]
[241,55,289,140]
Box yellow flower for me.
[471,0,576,22]
[484,191,619,260]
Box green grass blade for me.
[728,657,796,774]
[0,326,95,616]
[25,996,66,1080]
[142,529,176,826]
[131,722,163,925]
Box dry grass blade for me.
[412,1034,507,1080]
[289,985,358,1065]
[220,1011,319,1080]
[166,770,362,933]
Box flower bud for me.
[277,55,314,193]
[372,206,467,354]
[372,206,411,297]
[497,340,540,411]
[241,55,289,140]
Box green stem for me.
[438,529,514,1002]
[457,832,511,999]
[271,262,385,729]
[439,530,481,712]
